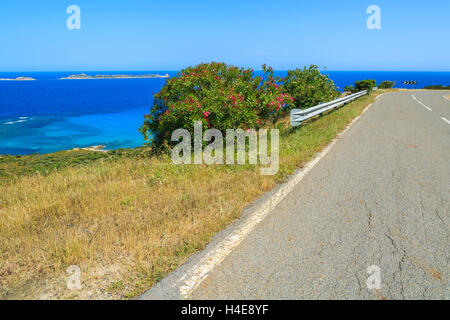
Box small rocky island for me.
[0,76,36,81]
[60,73,170,80]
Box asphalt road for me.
[141,90,449,300]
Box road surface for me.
[141,90,449,300]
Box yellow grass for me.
[0,91,385,299]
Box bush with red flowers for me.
[139,62,293,148]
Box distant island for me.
[59,73,170,80]
[0,76,36,81]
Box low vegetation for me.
[343,84,355,93]
[344,79,378,93]
[0,89,388,299]
[355,79,377,92]
[423,85,450,90]
[378,80,395,89]
[0,148,149,180]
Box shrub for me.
[139,62,293,148]
[343,85,356,93]
[282,65,339,110]
[354,79,377,92]
[423,85,450,90]
[378,80,395,89]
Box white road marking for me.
[441,117,450,125]
[412,94,432,111]
[177,95,383,298]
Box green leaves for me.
[140,62,293,148]
[344,85,356,93]
[282,65,339,110]
[354,79,376,92]
[378,81,395,89]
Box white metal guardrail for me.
[290,90,368,126]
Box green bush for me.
[423,85,450,90]
[354,79,377,92]
[139,62,293,148]
[378,80,395,89]
[343,85,356,93]
[282,65,339,109]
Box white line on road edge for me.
[177,93,385,299]
[412,94,432,111]
[441,117,450,125]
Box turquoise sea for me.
[1,70,449,155]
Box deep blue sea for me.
[1,70,449,155]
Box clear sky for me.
[0,0,449,71]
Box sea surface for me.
[1,70,449,155]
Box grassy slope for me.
[0,90,387,299]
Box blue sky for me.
[0,0,449,71]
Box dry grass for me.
[0,91,384,299]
